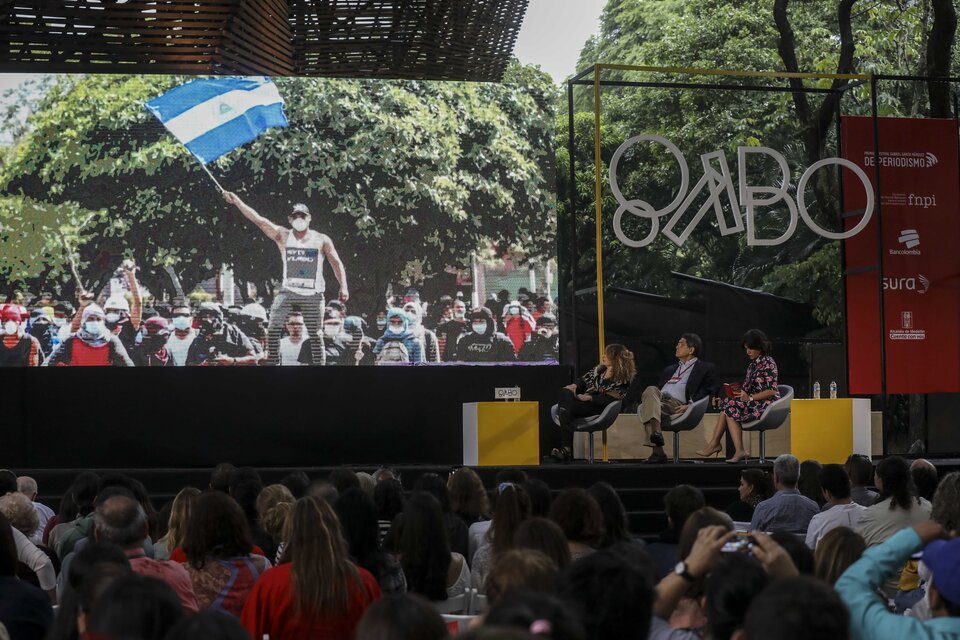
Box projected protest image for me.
[0,72,558,366]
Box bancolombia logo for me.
[609,135,875,248]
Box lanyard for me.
[669,360,695,384]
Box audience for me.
[724,469,772,523]
[240,496,382,639]
[16,476,55,541]
[804,463,866,549]
[845,454,879,506]
[798,459,826,508]
[8,456,960,640]
[469,468,528,561]
[749,454,819,534]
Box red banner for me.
[841,116,960,394]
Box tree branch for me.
[773,0,812,125]
[926,0,957,117]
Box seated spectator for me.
[334,488,406,595]
[845,454,879,506]
[394,492,470,609]
[93,494,199,612]
[162,609,251,640]
[737,576,849,640]
[0,493,56,602]
[330,468,361,493]
[256,484,295,564]
[181,491,272,617]
[47,472,99,552]
[472,483,531,590]
[703,554,769,640]
[375,479,405,546]
[86,574,183,640]
[0,513,53,640]
[549,488,605,563]
[515,518,571,571]
[45,541,131,640]
[228,467,274,562]
[559,546,654,640]
[484,549,559,605]
[647,485,705,579]
[353,593,448,640]
[16,476,54,541]
[523,478,553,519]
[855,456,932,548]
[240,496,382,640]
[153,487,200,561]
[932,471,960,533]
[724,469,773,524]
[749,454,819,535]
[469,469,528,562]
[911,459,939,502]
[484,591,585,640]
[836,521,960,640]
[813,527,865,585]
[769,531,814,575]
[413,473,469,559]
[209,462,235,493]
[357,472,377,497]
[588,482,641,549]
[798,460,825,508]
[280,470,311,499]
[308,480,340,504]
[447,467,490,528]
[0,470,16,495]
[805,464,866,549]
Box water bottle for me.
[813,381,821,399]
[829,381,838,399]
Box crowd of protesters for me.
[0,266,558,367]
[0,454,958,640]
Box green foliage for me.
[0,65,556,311]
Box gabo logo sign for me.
[608,135,875,248]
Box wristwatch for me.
[674,560,696,582]
[748,394,754,402]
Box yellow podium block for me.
[790,398,871,464]
[462,402,540,466]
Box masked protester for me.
[132,317,175,366]
[0,304,42,366]
[185,302,258,366]
[373,307,423,365]
[239,303,270,363]
[298,307,348,365]
[43,304,133,366]
[436,299,469,361]
[26,308,57,360]
[375,310,387,334]
[343,315,375,365]
[165,303,196,366]
[502,300,536,355]
[518,313,559,363]
[455,307,516,363]
[402,302,440,363]
[278,311,308,366]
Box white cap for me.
[104,295,130,313]
[241,303,268,323]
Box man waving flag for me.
[146,76,288,166]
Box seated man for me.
[750,454,820,535]
[627,334,717,464]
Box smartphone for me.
[721,536,755,554]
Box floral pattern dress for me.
[720,354,779,423]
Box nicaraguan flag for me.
[145,76,288,165]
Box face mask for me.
[291,218,309,232]
[52,317,66,328]
[3,321,18,335]
[538,327,556,337]
[472,323,486,334]
[84,321,103,336]
[509,306,520,315]
[323,323,341,337]
[377,320,387,330]
[172,316,192,331]
[453,310,465,319]
[388,324,404,335]
[199,317,222,334]
[105,312,121,324]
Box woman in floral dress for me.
[697,329,779,463]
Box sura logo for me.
[926,152,939,167]
[883,275,930,294]
[609,135,874,248]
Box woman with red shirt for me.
[240,496,381,640]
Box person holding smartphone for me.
[697,329,779,463]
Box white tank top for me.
[281,230,327,296]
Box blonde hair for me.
[257,484,295,544]
[447,467,489,519]
[158,487,201,551]
[604,343,635,385]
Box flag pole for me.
[198,162,225,193]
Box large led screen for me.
[0,74,557,366]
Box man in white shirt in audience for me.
[16,476,54,542]
[805,464,866,549]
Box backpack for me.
[376,339,410,364]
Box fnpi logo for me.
[907,194,937,209]
[883,275,930,294]
[609,135,875,248]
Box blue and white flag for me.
[145,76,288,165]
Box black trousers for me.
[557,388,602,449]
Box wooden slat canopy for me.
[0,0,529,81]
